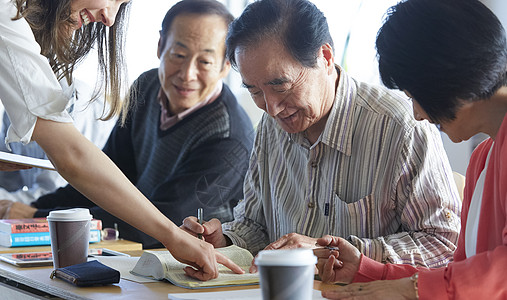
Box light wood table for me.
[0,248,338,299]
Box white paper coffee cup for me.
[47,208,92,269]
[255,248,317,300]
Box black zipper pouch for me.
[50,260,120,287]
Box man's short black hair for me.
[376,0,507,123]
[226,0,333,69]
[159,0,234,55]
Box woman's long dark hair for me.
[13,0,132,124]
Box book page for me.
[132,245,259,289]
[215,245,254,269]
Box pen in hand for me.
[314,243,339,251]
[323,246,339,251]
[197,208,203,240]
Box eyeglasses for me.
[101,223,119,241]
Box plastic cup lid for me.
[255,248,317,266]
[47,208,92,222]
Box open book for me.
[130,245,259,289]
[0,151,55,170]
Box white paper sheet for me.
[168,288,326,299]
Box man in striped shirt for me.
[183,0,461,269]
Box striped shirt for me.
[223,67,461,268]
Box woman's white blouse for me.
[465,142,493,257]
[0,0,73,146]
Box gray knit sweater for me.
[34,68,254,248]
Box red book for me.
[0,218,102,234]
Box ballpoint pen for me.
[324,246,339,251]
[197,208,203,240]
[314,243,339,251]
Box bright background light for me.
[74,0,507,175]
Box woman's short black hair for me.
[376,0,507,123]
[226,0,334,69]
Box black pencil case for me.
[50,260,120,287]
